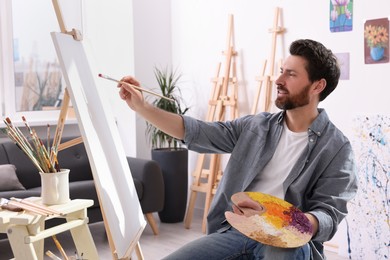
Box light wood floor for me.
[0,209,348,259]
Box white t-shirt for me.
[246,121,307,199]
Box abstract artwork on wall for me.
[334,53,350,80]
[364,18,389,64]
[330,0,353,32]
[347,115,390,259]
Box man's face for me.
[274,55,314,110]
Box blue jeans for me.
[162,227,310,260]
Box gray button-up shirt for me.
[182,109,357,260]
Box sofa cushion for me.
[0,164,26,191]
[67,180,100,208]
[57,138,93,182]
[2,141,41,189]
[0,190,41,200]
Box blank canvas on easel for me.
[51,32,145,259]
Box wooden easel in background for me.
[184,14,239,233]
[251,7,285,114]
[51,1,143,259]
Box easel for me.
[51,1,143,259]
[184,14,239,233]
[251,7,285,114]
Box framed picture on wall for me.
[330,0,353,33]
[0,0,82,126]
[364,18,389,64]
[335,53,350,80]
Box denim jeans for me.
[162,227,310,260]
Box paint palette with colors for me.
[225,192,313,248]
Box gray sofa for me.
[0,136,164,238]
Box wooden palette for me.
[225,192,313,248]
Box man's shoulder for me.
[246,110,283,121]
[236,111,283,128]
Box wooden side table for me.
[0,198,98,260]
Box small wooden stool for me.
[0,198,98,260]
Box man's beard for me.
[275,84,311,110]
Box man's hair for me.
[289,39,340,101]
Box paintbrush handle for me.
[119,80,175,102]
[99,74,175,102]
[8,201,49,216]
[46,250,62,260]
[52,235,69,260]
[11,198,64,215]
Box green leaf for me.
[145,66,190,149]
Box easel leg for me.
[202,154,219,233]
[184,190,198,229]
[184,153,206,229]
[52,88,70,150]
[135,242,144,260]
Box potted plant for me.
[146,66,190,223]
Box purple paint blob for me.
[289,207,313,234]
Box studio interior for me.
[0,0,389,259]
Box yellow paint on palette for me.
[246,192,292,229]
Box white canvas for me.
[51,32,145,259]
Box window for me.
[0,0,82,126]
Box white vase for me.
[40,169,70,205]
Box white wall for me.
[132,0,172,159]
[166,0,389,256]
[82,1,137,157]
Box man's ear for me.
[313,79,326,95]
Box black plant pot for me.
[152,148,188,223]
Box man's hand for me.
[304,213,319,237]
[117,76,145,112]
[232,198,266,217]
[117,75,186,140]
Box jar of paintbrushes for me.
[1,117,70,205]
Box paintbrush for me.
[10,117,34,152]
[3,118,45,172]
[10,197,65,216]
[47,124,51,152]
[52,235,69,260]
[23,117,57,172]
[3,117,58,173]
[98,73,175,102]
[46,250,62,260]
[0,198,49,216]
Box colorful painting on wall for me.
[347,115,390,259]
[330,0,353,32]
[364,18,389,64]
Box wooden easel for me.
[184,14,239,233]
[51,1,143,259]
[251,7,285,114]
